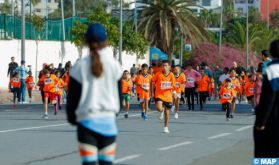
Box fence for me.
[0,14,87,41]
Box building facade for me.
[234,0,260,15]
[260,0,279,21]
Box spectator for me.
[261,50,272,75]
[15,60,29,103]
[213,66,223,85]
[232,61,243,76]
[57,63,65,76]
[254,39,279,158]
[7,57,18,78]
[130,64,137,75]
[219,67,230,83]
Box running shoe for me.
[171,106,175,113]
[141,112,144,118]
[229,114,234,118]
[174,113,178,119]
[164,127,170,133]
[159,111,164,120]
[143,115,148,121]
[54,111,57,115]
[42,114,48,119]
[226,118,230,121]
[124,113,128,118]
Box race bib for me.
[29,82,35,87]
[175,82,180,88]
[44,78,52,85]
[142,84,150,90]
[223,93,231,99]
[187,77,194,83]
[161,81,172,90]
[249,88,254,94]
[13,78,19,82]
[231,84,236,89]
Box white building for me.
[234,0,260,15]
[32,0,59,17]
[188,0,222,14]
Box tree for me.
[71,6,148,59]
[30,14,44,82]
[138,0,208,62]
[0,0,11,14]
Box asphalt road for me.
[0,101,255,165]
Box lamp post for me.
[219,0,223,54]
[21,0,26,61]
[246,0,249,69]
[119,0,123,65]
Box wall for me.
[261,0,279,21]
[0,39,149,89]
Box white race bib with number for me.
[223,93,231,99]
[187,77,194,83]
[249,88,254,94]
[45,78,52,85]
[13,78,19,82]
[29,82,35,87]
[142,84,150,90]
[161,81,172,90]
[175,82,180,88]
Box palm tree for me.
[254,25,279,53]
[138,0,208,62]
[225,21,261,50]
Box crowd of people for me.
[6,22,279,164]
[7,57,72,118]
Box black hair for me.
[229,68,236,73]
[248,75,253,79]
[142,63,148,69]
[261,50,270,57]
[270,39,279,58]
[162,60,169,64]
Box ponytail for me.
[91,50,103,77]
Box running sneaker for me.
[124,113,128,118]
[42,114,48,119]
[251,108,255,112]
[159,111,164,120]
[226,118,230,121]
[229,114,234,118]
[141,112,144,118]
[143,115,148,121]
[174,113,178,119]
[164,127,170,133]
[54,111,57,115]
[171,106,175,113]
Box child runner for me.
[53,70,65,114]
[244,75,255,112]
[172,65,186,118]
[209,77,215,101]
[25,71,35,103]
[66,23,122,165]
[138,64,152,120]
[134,70,142,102]
[223,69,240,118]
[10,72,21,108]
[184,64,202,111]
[219,78,234,121]
[38,69,58,119]
[122,70,133,118]
[197,70,210,111]
[151,60,175,133]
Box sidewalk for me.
[0,89,42,105]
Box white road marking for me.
[207,133,232,139]
[0,123,68,133]
[158,141,193,151]
[114,154,141,163]
[235,125,253,132]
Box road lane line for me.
[207,133,232,139]
[158,141,193,151]
[0,123,68,133]
[114,154,141,163]
[235,125,253,132]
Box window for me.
[36,9,41,12]
[202,0,210,6]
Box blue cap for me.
[85,23,107,43]
[226,78,232,82]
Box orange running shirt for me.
[25,76,35,90]
[134,75,141,94]
[10,77,21,88]
[174,73,186,93]
[122,79,132,94]
[210,78,215,89]
[62,72,70,92]
[197,75,210,92]
[152,72,176,102]
[244,81,255,97]
[40,75,58,93]
[219,87,234,104]
[138,74,152,99]
[222,77,240,97]
[54,78,65,96]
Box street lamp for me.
[21,0,26,61]
[119,0,123,65]
[246,0,249,69]
[219,0,223,54]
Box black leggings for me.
[77,125,116,165]
[199,92,208,110]
[12,88,20,103]
[222,102,231,118]
[185,87,195,110]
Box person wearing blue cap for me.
[66,23,122,165]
